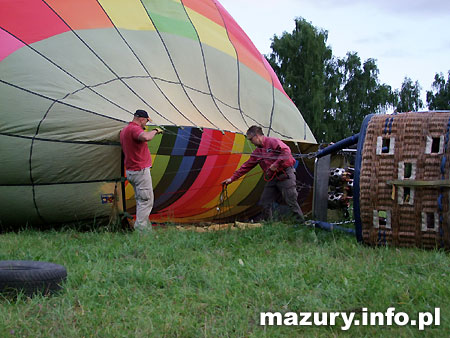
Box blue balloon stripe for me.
[171,127,192,156]
[153,155,196,208]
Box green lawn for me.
[0,223,448,337]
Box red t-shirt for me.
[120,122,152,171]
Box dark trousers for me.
[259,167,304,221]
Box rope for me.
[293,152,319,159]
[263,170,276,182]
[213,183,232,221]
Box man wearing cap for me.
[120,109,162,231]
[222,125,305,223]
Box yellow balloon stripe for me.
[99,0,156,31]
[185,7,236,59]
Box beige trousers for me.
[126,167,154,230]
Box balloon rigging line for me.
[269,128,300,141]
[82,72,259,131]
[266,75,276,137]
[41,1,171,124]
[0,26,134,117]
[213,0,278,138]
[0,27,274,142]
[2,8,305,154]
[153,135,268,158]
[155,118,254,150]
[151,125,313,159]
[159,115,295,145]
[28,94,73,224]
[0,117,305,161]
[125,0,287,143]
[213,0,248,129]
[149,122,243,154]
[0,108,310,166]
[152,161,250,177]
[152,169,312,200]
[148,75,254,117]
[153,143,310,162]
[149,116,305,155]
[150,160,313,186]
[69,72,250,132]
[0,76,230,155]
[152,130,236,154]
[0,79,127,124]
[2,21,131,223]
[180,0,241,132]
[1,1,316,225]
[154,173,263,201]
[94,0,197,128]
[0,178,123,187]
[148,122,314,161]
[0,132,120,146]
[107,0,246,146]
[1,17,246,130]
[0,160,313,189]
[140,0,222,132]
[0,150,314,188]
[299,156,315,180]
[2,14,292,143]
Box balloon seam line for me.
[94,0,186,126]
[181,0,240,133]
[0,178,123,187]
[42,0,164,120]
[212,0,248,128]
[0,26,134,116]
[138,0,220,130]
[0,132,120,146]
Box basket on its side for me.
[357,112,450,249]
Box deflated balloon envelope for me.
[0,0,316,226]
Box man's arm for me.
[138,128,162,142]
[222,152,260,185]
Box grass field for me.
[0,222,448,337]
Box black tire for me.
[0,260,67,297]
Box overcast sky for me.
[219,0,450,106]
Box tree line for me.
[266,18,450,142]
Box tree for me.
[267,19,396,142]
[395,77,423,112]
[331,53,396,137]
[426,71,450,110]
[267,18,332,142]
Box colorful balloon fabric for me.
[0,0,316,226]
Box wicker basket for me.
[358,112,450,249]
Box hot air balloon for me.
[0,0,316,227]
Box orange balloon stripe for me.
[45,0,113,30]
[184,0,288,97]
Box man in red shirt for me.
[120,110,162,231]
[222,126,305,222]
